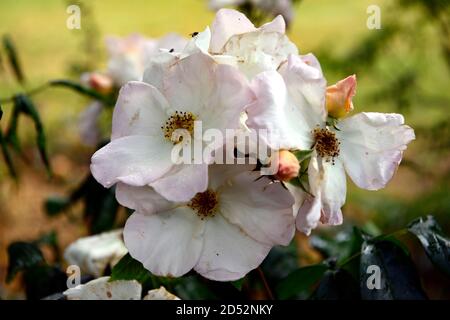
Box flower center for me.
[187,190,218,219]
[161,111,196,144]
[312,127,340,162]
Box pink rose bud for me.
[275,150,300,182]
[89,72,114,94]
[326,74,357,118]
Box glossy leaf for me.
[44,196,70,216]
[23,266,67,300]
[408,215,450,276]
[231,277,246,291]
[6,242,45,282]
[276,264,328,299]
[110,253,153,285]
[360,240,427,300]
[310,268,360,300]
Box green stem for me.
[0,82,50,104]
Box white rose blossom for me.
[119,164,295,281]
[63,276,179,300]
[246,54,415,235]
[91,52,254,202]
[183,8,297,79]
[78,33,187,146]
[208,0,295,27]
[64,229,128,278]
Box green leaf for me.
[110,253,153,284]
[50,79,113,104]
[310,268,360,300]
[174,276,219,300]
[3,35,25,84]
[276,264,328,299]
[23,265,67,300]
[44,196,70,216]
[261,241,299,283]
[231,277,246,291]
[6,242,45,283]
[408,215,450,276]
[0,128,17,178]
[15,94,51,175]
[5,102,21,153]
[360,240,427,300]
[293,149,313,163]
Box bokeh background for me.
[0,0,449,299]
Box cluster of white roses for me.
[88,9,415,282]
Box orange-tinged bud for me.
[89,72,114,95]
[326,74,357,118]
[275,150,300,182]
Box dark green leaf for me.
[0,128,16,178]
[110,253,153,285]
[23,266,67,300]
[6,242,45,282]
[408,215,450,276]
[44,196,70,216]
[310,268,360,300]
[174,276,219,300]
[231,277,246,291]
[276,264,328,299]
[5,102,21,153]
[3,35,25,84]
[360,240,427,300]
[50,80,113,104]
[293,149,313,163]
[261,242,299,283]
[15,94,51,175]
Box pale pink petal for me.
[194,214,271,281]
[210,8,256,53]
[111,82,170,140]
[79,101,103,146]
[163,53,217,114]
[142,52,179,92]
[296,194,321,236]
[219,171,295,246]
[260,15,286,33]
[336,112,415,190]
[318,159,346,226]
[115,183,174,214]
[150,164,209,202]
[91,135,173,188]
[164,52,253,127]
[279,53,327,123]
[247,70,313,150]
[223,32,297,78]
[124,209,205,278]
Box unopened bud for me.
[275,150,300,182]
[88,72,114,94]
[326,74,357,118]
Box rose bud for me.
[275,150,300,182]
[326,74,357,118]
[88,72,114,94]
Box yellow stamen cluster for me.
[161,111,196,144]
[187,190,219,220]
[313,127,340,164]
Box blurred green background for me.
[0,0,449,298]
